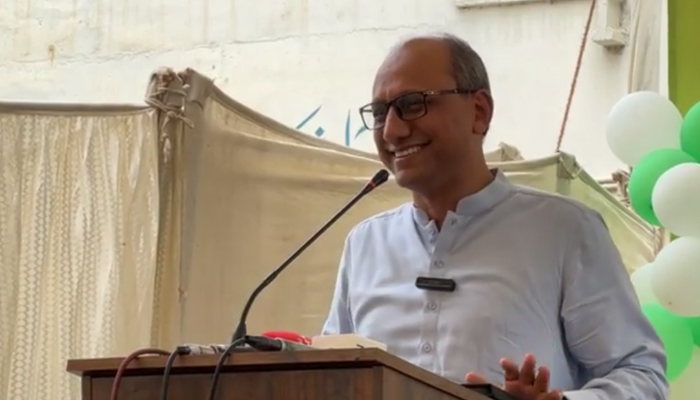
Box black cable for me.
[159,346,191,400]
[207,337,248,400]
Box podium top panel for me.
[68,348,405,376]
[66,348,483,400]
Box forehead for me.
[372,38,455,101]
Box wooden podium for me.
[67,348,492,400]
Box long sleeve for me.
[320,234,354,335]
[561,210,668,400]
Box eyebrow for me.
[371,89,423,104]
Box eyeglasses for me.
[358,88,474,130]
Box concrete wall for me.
[0,0,659,177]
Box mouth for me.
[390,143,429,160]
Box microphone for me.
[230,169,391,342]
[245,335,317,352]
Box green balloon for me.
[680,101,700,162]
[628,149,696,225]
[642,304,694,380]
[687,317,700,347]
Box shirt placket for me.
[417,212,463,373]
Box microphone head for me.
[371,169,390,186]
[363,169,390,193]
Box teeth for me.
[394,145,423,158]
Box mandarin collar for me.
[412,169,513,228]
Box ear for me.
[472,89,493,136]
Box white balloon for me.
[653,163,700,238]
[630,263,658,304]
[606,91,682,166]
[670,348,700,399]
[651,237,700,317]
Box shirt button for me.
[433,260,444,268]
[421,343,433,353]
[427,302,438,310]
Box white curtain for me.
[0,104,161,400]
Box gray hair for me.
[420,32,493,135]
[439,33,491,93]
[398,32,492,93]
[388,32,494,135]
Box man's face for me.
[369,39,491,192]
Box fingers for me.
[519,353,537,384]
[500,358,520,382]
[481,354,555,399]
[533,366,550,393]
[465,372,489,384]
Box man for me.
[321,33,667,400]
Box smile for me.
[392,144,428,159]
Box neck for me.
[413,166,494,228]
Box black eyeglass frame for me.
[358,88,475,130]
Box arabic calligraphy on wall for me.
[295,105,369,147]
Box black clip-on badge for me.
[415,276,456,292]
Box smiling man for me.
[321,33,668,400]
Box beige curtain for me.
[0,103,160,400]
[144,69,406,348]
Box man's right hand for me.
[465,353,563,400]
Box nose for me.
[381,107,410,144]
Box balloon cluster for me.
[606,91,700,397]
